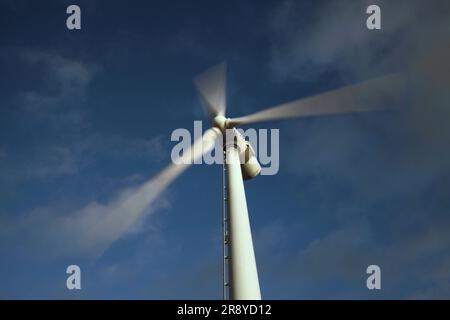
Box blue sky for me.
[0,0,450,299]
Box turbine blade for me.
[93,128,221,253]
[194,62,227,118]
[228,73,406,127]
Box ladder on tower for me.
[222,149,230,300]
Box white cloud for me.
[0,48,179,259]
[10,48,99,132]
[19,48,95,105]
[258,1,450,297]
[24,145,79,178]
[0,47,168,183]
[0,133,171,259]
[0,161,188,258]
[266,0,449,82]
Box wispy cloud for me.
[0,165,179,259]
[266,0,449,82]
[11,48,97,126]
[0,47,168,183]
[256,0,450,299]
[0,47,177,259]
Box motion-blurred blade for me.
[94,128,221,252]
[126,127,220,212]
[194,62,227,118]
[228,73,405,127]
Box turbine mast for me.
[222,149,230,300]
[224,137,261,300]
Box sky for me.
[0,0,450,299]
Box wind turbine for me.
[191,62,404,300]
[129,62,404,300]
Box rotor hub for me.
[213,115,230,132]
